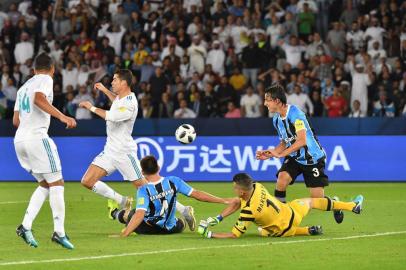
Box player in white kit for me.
[13,53,76,249]
[79,69,196,230]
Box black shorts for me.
[134,218,186,235]
[276,157,329,188]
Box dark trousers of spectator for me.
[242,68,259,88]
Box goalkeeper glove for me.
[206,215,223,226]
[197,220,212,238]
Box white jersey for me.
[14,74,53,143]
[104,92,138,154]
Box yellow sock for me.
[312,198,356,211]
[332,201,356,211]
[294,227,310,236]
[311,198,330,211]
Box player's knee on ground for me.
[276,172,292,190]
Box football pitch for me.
[0,182,405,270]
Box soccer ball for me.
[175,124,196,144]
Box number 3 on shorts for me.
[312,168,320,177]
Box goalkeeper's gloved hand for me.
[206,215,223,226]
[197,220,212,238]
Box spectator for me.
[187,36,206,75]
[140,96,154,118]
[224,101,242,118]
[324,87,347,117]
[364,17,385,51]
[113,5,131,30]
[278,36,306,68]
[327,22,346,60]
[2,77,16,118]
[216,76,235,116]
[61,62,79,93]
[287,84,314,115]
[310,90,324,116]
[349,99,366,118]
[241,38,262,87]
[71,85,94,120]
[373,91,395,117]
[340,0,359,29]
[229,68,247,94]
[133,42,149,66]
[240,86,262,118]
[306,33,331,60]
[298,3,315,41]
[321,78,335,101]
[174,99,196,118]
[149,67,169,111]
[98,23,126,55]
[36,10,53,38]
[346,21,364,51]
[206,40,225,76]
[14,32,34,64]
[140,55,155,83]
[266,16,283,48]
[368,41,387,65]
[53,8,71,37]
[191,90,207,117]
[202,83,218,117]
[349,59,374,115]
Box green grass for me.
[0,182,406,270]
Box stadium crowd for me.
[0,0,406,120]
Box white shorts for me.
[91,151,143,181]
[14,138,63,183]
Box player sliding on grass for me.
[109,155,229,236]
[13,53,76,249]
[78,70,196,230]
[256,83,344,224]
[198,173,363,239]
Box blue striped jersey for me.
[136,176,193,230]
[272,105,326,165]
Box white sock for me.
[22,186,49,230]
[92,181,125,206]
[176,202,187,215]
[49,186,65,237]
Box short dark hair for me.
[140,155,159,175]
[265,83,287,104]
[115,69,134,87]
[34,53,53,71]
[232,173,254,190]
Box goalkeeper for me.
[198,173,364,239]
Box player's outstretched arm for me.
[121,209,145,237]
[35,92,76,129]
[190,190,229,204]
[206,197,241,226]
[94,82,117,102]
[79,101,107,119]
[256,140,286,160]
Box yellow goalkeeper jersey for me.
[231,183,295,237]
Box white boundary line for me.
[1,231,405,266]
[0,201,28,205]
